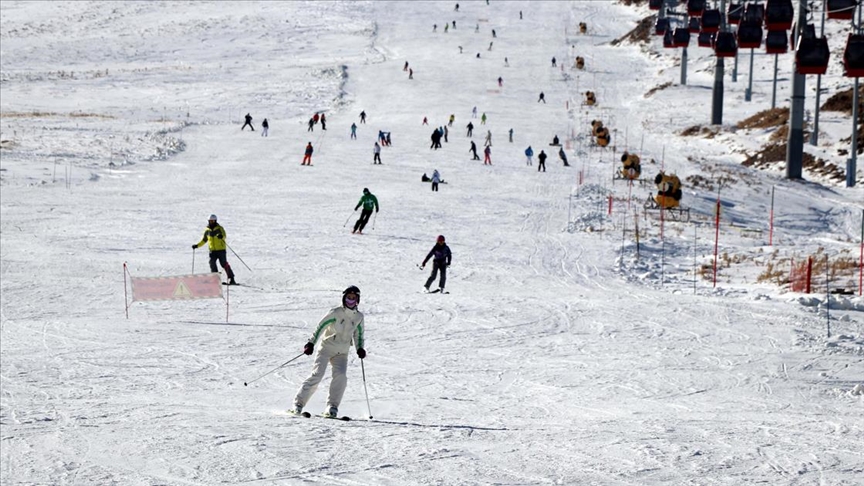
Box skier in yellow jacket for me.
[292,286,366,418]
[192,214,236,285]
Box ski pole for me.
[372,211,378,230]
[226,243,253,272]
[243,352,305,386]
[343,209,356,227]
[192,247,196,274]
[361,358,373,419]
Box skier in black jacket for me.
[421,235,452,292]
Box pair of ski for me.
[427,288,449,294]
[291,410,351,421]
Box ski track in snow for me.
[1,1,863,485]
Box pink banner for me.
[131,273,223,302]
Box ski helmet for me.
[363,188,370,194]
[342,285,361,308]
[437,235,445,243]
[209,214,218,221]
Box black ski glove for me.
[303,342,314,355]
[192,244,197,249]
[357,348,366,359]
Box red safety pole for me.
[769,185,775,246]
[859,209,863,296]
[123,262,129,319]
[225,277,230,323]
[608,195,613,216]
[805,256,813,294]
[713,199,721,288]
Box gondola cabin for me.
[744,3,765,24]
[843,34,864,77]
[688,0,707,16]
[689,17,701,33]
[738,20,764,49]
[664,29,676,48]
[728,2,744,24]
[715,31,738,57]
[655,17,671,35]
[765,30,789,54]
[764,0,794,30]
[701,9,722,33]
[673,27,691,47]
[698,31,716,47]
[826,0,856,20]
[796,35,830,75]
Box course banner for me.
[131,273,223,302]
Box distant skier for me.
[430,128,442,150]
[492,29,497,38]
[261,118,269,137]
[466,121,474,137]
[302,142,313,166]
[538,92,546,103]
[551,57,557,67]
[508,128,513,142]
[320,113,326,130]
[484,130,492,147]
[423,116,429,125]
[360,110,367,123]
[551,135,560,146]
[242,113,254,131]
[481,113,487,125]
[472,106,478,118]
[559,147,570,167]
[307,117,315,132]
[290,286,366,419]
[352,188,379,234]
[455,3,459,11]
[470,141,480,160]
[449,114,455,126]
[313,113,320,125]
[431,169,441,192]
[373,142,382,164]
[498,76,503,87]
[505,57,509,67]
[525,146,534,166]
[350,122,357,139]
[537,150,547,172]
[404,61,409,71]
[192,214,236,285]
[483,145,492,165]
[409,68,413,79]
[421,235,452,293]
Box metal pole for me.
[771,54,779,109]
[712,0,728,125]
[810,7,826,146]
[848,2,862,187]
[681,46,688,85]
[785,0,808,180]
[745,48,754,101]
[732,43,739,82]
[849,76,859,187]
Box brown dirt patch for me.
[742,143,847,182]
[820,85,864,115]
[611,15,654,46]
[645,82,672,98]
[736,107,789,130]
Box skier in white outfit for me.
[292,286,366,418]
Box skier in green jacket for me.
[352,188,379,234]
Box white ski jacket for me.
[307,305,365,354]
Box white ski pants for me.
[293,348,349,411]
